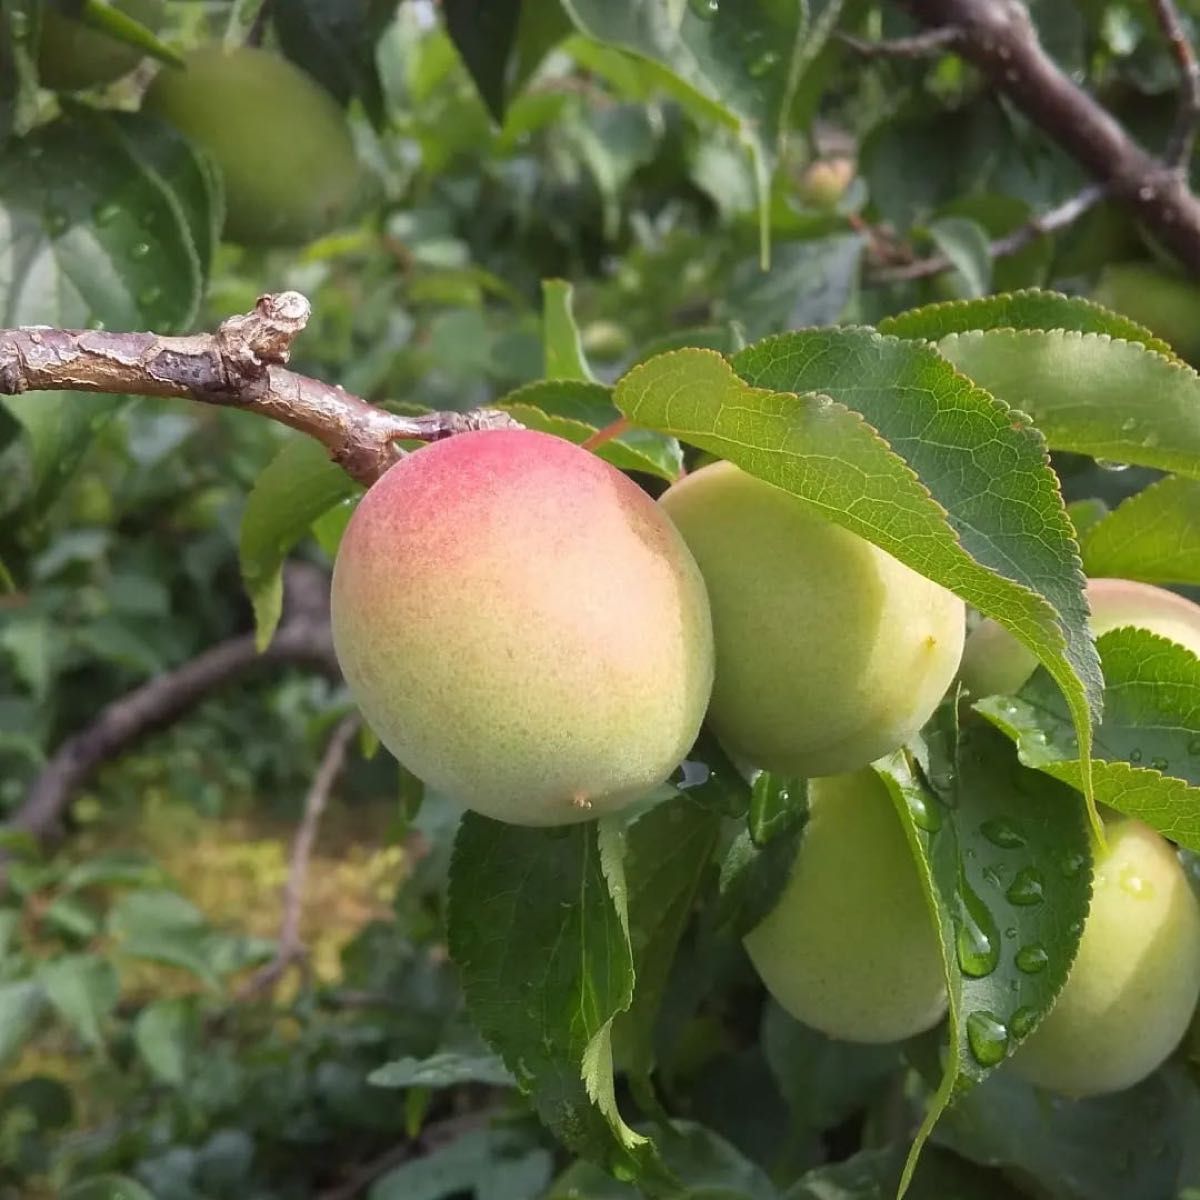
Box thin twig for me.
[0,293,519,488]
[871,183,1107,283]
[837,27,960,57]
[236,713,361,1001]
[1150,0,1200,168]
[900,0,1200,275]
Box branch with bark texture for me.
[236,712,361,1001]
[4,563,338,862]
[0,292,518,488]
[892,0,1200,273]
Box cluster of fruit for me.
[331,429,1200,1100]
[37,3,360,246]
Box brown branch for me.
[236,713,361,1001]
[0,293,519,488]
[871,183,1106,283]
[837,27,960,57]
[901,0,1200,275]
[1150,0,1200,168]
[4,563,338,857]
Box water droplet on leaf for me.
[1060,850,1085,878]
[906,788,941,832]
[130,242,151,260]
[1129,748,1143,763]
[1010,1005,1038,1039]
[1006,867,1045,906]
[1150,757,1168,772]
[1015,943,1049,973]
[1095,459,1130,472]
[966,1010,1009,1066]
[981,817,1026,849]
[955,882,1000,977]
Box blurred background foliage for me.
[3,1,1200,1197]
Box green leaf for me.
[761,1002,901,1134]
[880,288,1170,354]
[874,727,1091,1189]
[612,794,723,1075]
[1,1,39,140]
[719,234,864,340]
[368,1051,514,1090]
[1078,476,1200,585]
[133,998,192,1086]
[933,1066,1195,1200]
[717,822,807,940]
[447,815,669,1188]
[0,980,45,1067]
[61,1175,157,1200]
[926,216,992,299]
[561,0,807,264]
[76,0,182,68]
[444,0,521,123]
[617,344,1100,825]
[542,279,595,382]
[0,109,218,511]
[498,379,682,480]
[785,1144,1021,1200]
[937,330,1200,477]
[36,954,119,1047]
[369,1128,553,1200]
[240,435,361,649]
[978,627,1200,848]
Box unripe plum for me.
[744,769,947,1043]
[37,0,163,91]
[330,430,714,826]
[960,577,1200,698]
[658,461,965,778]
[1009,819,1200,1095]
[143,47,359,246]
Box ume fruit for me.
[744,769,947,1042]
[1009,819,1200,1095]
[331,430,714,826]
[659,461,965,778]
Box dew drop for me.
[906,787,942,832]
[1189,737,1200,756]
[1150,756,1169,772]
[130,242,151,260]
[1006,866,1045,906]
[93,202,122,227]
[688,0,720,16]
[1095,458,1130,472]
[1010,1005,1038,1039]
[1129,748,1144,763]
[1120,417,1137,432]
[748,50,780,77]
[1004,926,1017,939]
[86,318,105,331]
[1060,850,1085,878]
[955,882,1001,977]
[981,864,1005,889]
[1015,943,1049,973]
[966,1010,1009,1066]
[980,817,1026,849]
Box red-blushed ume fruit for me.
[331,430,714,826]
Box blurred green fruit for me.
[143,46,360,246]
[37,0,163,91]
[331,429,714,826]
[961,577,1200,697]
[1093,262,1200,360]
[797,158,854,210]
[1010,819,1200,1096]
[744,769,946,1042]
[659,461,965,777]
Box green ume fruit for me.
[38,0,163,91]
[659,461,965,778]
[144,47,360,246]
[331,429,714,827]
[744,769,947,1042]
[1010,819,1200,1096]
[961,577,1200,697]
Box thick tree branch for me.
[1150,0,1200,168]
[5,563,338,853]
[0,293,518,488]
[236,712,361,1001]
[900,0,1200,274]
